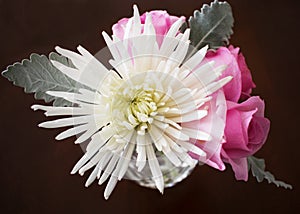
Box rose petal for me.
[204,47,242,102]
[222,150,248,181]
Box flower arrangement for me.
[2,0,291,199]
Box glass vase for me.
[125,151,197,189]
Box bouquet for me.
[2,0,291,200]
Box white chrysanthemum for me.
[32,5,231,199]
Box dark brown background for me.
[0,0,299,213]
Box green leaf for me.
[248,156,292,189]
[2,53,87,107]
[188,0,234,50]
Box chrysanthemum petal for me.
[196,76,233,98]
[146,144,164,193]
[99,153,119,185]
[164,126,189,141]
[55,46,87,69]
[159,17,185,56]
[102,31,121,62]
[85,161,101,187]
[55,124,89,140]
[74,126,99,144]
[168,110,207,123]
[175,150,197,166]
[162,146,181,167]
[181,127,212,141]
[136,134,147,171]
[54,46,110,90]
[97,151,113,178]
[168,29,190,68]
[176,141,206,157]
[51,60,81,80]
[38,115,93,128]
[79,150,104,175]
[118,142,135,180]
[104,176,118,200]
[181,45,208,71]
[132,5,142,36]
[32,105,92,116]
[46,91,99,105]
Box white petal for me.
[46,91,97,105]
[79,88,102,104]
[174,150,197,166]
[54,46,110,90]
[123,18,133,42]
[132,5,142,36]
[162,146,181,167]
[181,45,208,71]
[159,17,185,56]
[167,97,211,115]
[79,150,104,175]
[168,29,190,67]
[102,31,121,62]
[189,64,227,89]
[55,46,87,69]
[85,161,101,187]
[118,142,135,180]
[144,13,156,36]
[162,118,182,130]
[136,134,147,171]
[172,88,192,100]
[176,141,206,157]
[164,125,189,141]
[55,124,89,140]
[196,76,233,98]
[74,126,99,144]
[181,127,212,141]
[86,126,113,153]
[97,151,113,178]
[71,128,111,174]
[31,105,93,116]
[168,110,207,123]
[104,176,118,200]
[152,119,169,130]
[182,61,215,88]
[71,154,90,174]
[146,144,164,193]
[99,154,119,185]
[38,115,93,128]
[164,134,185,153]
[51,60,81,80]
[148,125,168,151]
[165,17,185,38]
[77,45,94,60]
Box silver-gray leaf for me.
[189,0,234,50]
[2,53,86,107]
[248,156,292,189]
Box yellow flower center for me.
[130,90,157,122]
[109,72,172,136]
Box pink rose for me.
[204,46,256,102]
[221,96,270,181]
[232,47,257,100]
[112,10,183,45]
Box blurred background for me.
[0,0,299,213]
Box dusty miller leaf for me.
[248,156,292,189]
[189,0,234,50]
[2,53,87,107]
